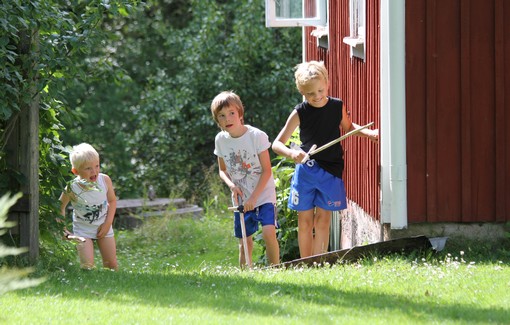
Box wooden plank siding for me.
[406,0,510,223]
[304,0,509,225]
[304,0,381,222]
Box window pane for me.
[266,0,326,28]
[275,0,318,19]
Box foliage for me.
[59,0,302,201]
[254,129,301,263]
[271,156,300,261]
[0,0,142,249]
[1,0,301,266]
[0,193,45,294]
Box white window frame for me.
[265,0,327,27]
[343,0,366,60]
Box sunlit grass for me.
[1,214,509,324]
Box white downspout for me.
[302,26,306,62]
[380,0,407,229]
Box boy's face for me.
[216,105,243,136]
[299,77,329,108]
[72,158,100,182]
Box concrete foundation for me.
[330,199,509,249]
[390,222,508,243]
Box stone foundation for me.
[330,200,509,249]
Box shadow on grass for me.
[18,265,510,323]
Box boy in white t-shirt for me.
[211,91,280,267]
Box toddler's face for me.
[299,77,329,108]
[73,158,100,182]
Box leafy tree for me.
[0,0,142,253]
[59,0,302,201]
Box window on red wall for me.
[343,0,366,60]
[265,0,327,27]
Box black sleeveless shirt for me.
[296,97,344,178]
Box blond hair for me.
[210,91,244,126]
[294,61,329,91]
[70,143,99,170]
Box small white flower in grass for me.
[211,283,216,287]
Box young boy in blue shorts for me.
[272,61,378,258]
[211,91,280,267]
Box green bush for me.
[254,130,301,263]
[0,193,45,294]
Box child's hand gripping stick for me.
[301,122,375,164]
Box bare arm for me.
[340,106,379,143]
[272,110,307,164]
[58,192,73,238]
[218,157,243,205]
[59,192,70,218]
[97,174,117,238]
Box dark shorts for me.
[234,202,278,238]
[288,159,347,211]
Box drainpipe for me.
[302,26,306,62]
[380,0,407,229]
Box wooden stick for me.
[302,122,374,163]
[299,144,317,164]
[229,204,252,269]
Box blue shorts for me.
[234,203,278,238]
[288,160,347,211]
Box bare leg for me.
[76,239,95,270]
[313,207,331,255]
[262,225,280,265]
[297,209,315,258]
[97,236,118,271]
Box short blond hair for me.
[210,91,244,126]
[294,61,329,91]
[70,143,99,170]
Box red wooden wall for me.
[406,0,510,223]
[305,0,381,221]
[304,0,510,225]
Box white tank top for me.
[69,173,108,226]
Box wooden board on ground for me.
[114,197,203,229]
[116,198,184,213]
[277,236,433,268]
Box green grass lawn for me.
[1,215,509,324]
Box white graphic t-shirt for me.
[214,125,276,206]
